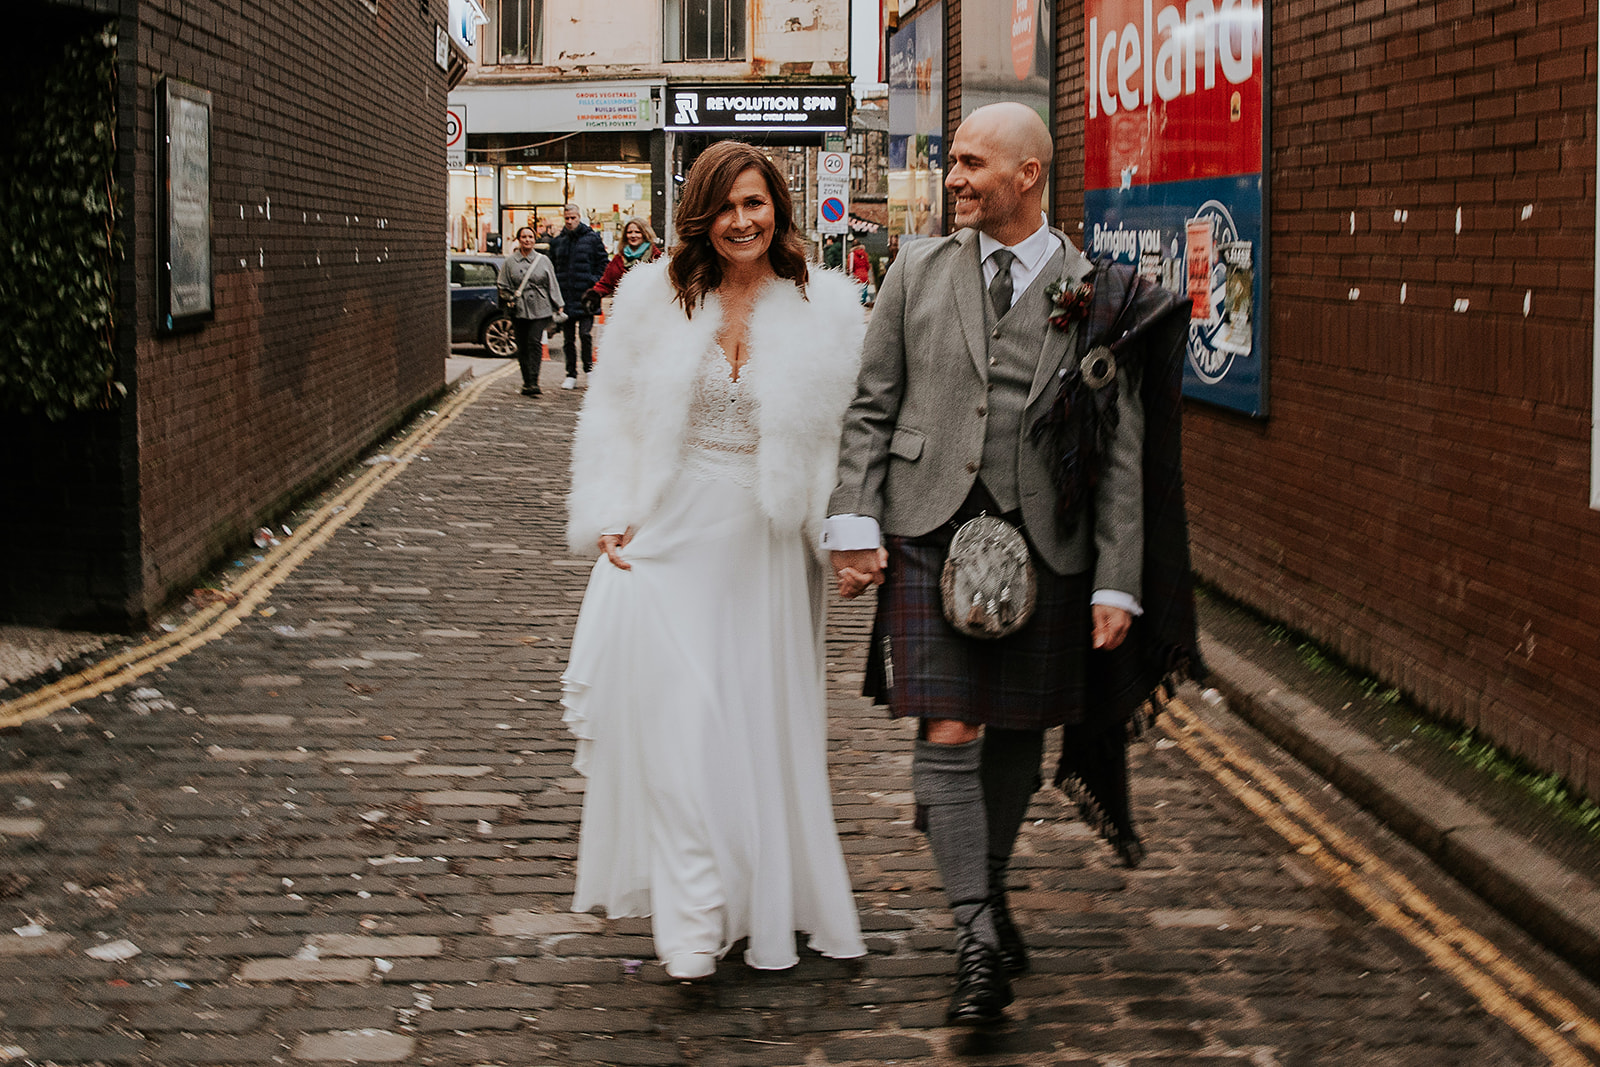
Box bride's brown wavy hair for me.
[668,140,809,316]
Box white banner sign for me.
[449,83,658,133]
[817,151,850,235]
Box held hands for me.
[831,548,887,599]
[1092,604,1132,650]
[598,529,634,571]
[831,543,1130,646]
[830,546,1131,648]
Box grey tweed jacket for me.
[829,226,1144,592]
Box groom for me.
[827,103,1146,1024]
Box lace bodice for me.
[682,344,759,487]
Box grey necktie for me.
[987,249,1016,318]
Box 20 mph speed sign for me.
[816,151,849,235]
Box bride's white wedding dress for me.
[562,343,866,976]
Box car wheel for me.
[482,315,518,357]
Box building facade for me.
[1,0,453,626]
[844,101,890,282]
[447,0,853,255]
[886,0,1600,800]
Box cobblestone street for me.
[2,360,1597,1066]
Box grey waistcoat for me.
[978,245,1066,513]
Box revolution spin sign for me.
[1082,0,1267,416]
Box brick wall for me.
[1039,0,1599,797]
[1052,0,1085,226]
[130,0,449,610]
[945,0,961,226]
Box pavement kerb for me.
[1199,628,1600,983]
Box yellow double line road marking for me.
[0,363,518,732]
[1163,696,1600,1066]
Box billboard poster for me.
[962,0,1053,122]
[1081,0,1267,416]
[888,1,944,240]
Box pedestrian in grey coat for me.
[497,226,564,396]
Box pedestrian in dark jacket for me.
[549,203,609,388]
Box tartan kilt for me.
[863,527,1147,731]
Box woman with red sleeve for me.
[582,217,662,313]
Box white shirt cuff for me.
[1091,589,1143,616]
[821,514,881,551]
[600,526,628,537]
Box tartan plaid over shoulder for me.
[1032,260,1208,866]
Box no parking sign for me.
[446,106,466,168]
[816,151,849,235]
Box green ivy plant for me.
[0,22,123,419]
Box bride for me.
[562,141,868,979]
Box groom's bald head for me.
[947,103,1054,241]
[978,103,1053,172]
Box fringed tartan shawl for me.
[1030,260,1208,866]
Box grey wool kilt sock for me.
[980,728,1046,890]
[912,737,998,947]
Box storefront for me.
[447,80,663,253]
[448,80,853,253]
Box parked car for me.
[449,254,517,357]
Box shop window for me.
[484,0,544,64]
[663,0,746,61]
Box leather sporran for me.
[940,515,1037,639]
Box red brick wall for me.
[1042,0,1599,796]
[945,0,962,228]
[1052,0,1085,227]
[131,0,449,609]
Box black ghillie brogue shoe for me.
[946,927,1014,1026]
[990,890,1029,975]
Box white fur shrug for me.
[566,260,866,558]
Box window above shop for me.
[663,0,746,62]
[482,0,543,65]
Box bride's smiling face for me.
[709,167,776,268]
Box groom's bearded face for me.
[946,127,1029,235]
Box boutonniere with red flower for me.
[1045,277,1094,330]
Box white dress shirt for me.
[977,221,1056,310]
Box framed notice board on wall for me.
[1081,0,1268,416]
[157,77,214,334]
